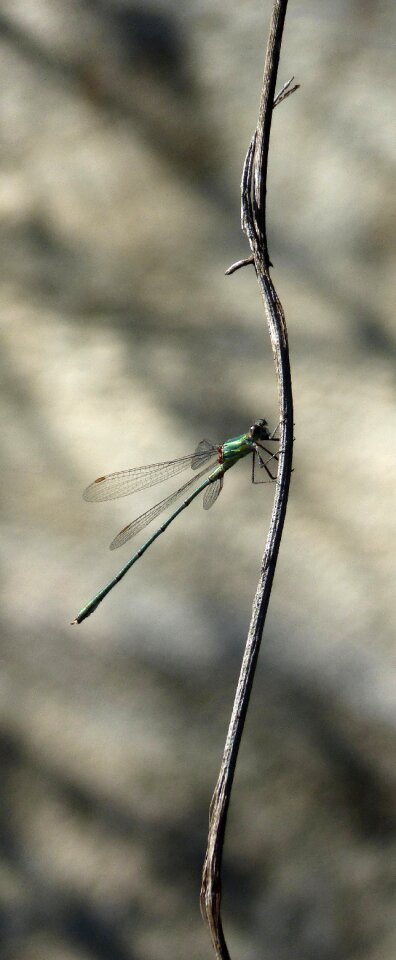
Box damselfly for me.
[72,419,278,624]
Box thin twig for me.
[225,78,298,277]
[273,74,300,108]
[200,2,294,958]
[253,0,290,263]
[224,255,254,276]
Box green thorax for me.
[221,432,253,470]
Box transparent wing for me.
[203,476,223,511]
[83,443,217,503]
[110,462,217,550]
[191,439,217,470]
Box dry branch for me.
[200,2,295,957]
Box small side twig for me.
[224,255,254,276]
[273,74,300,108]
[200,2,294,958]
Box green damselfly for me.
[72,419,278,624]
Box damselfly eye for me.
[249,419,269,440]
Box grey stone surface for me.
[0,2,395,958]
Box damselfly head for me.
[248,419,270,441]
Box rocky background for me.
[0,2,395,959]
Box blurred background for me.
[0,1,395,958]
